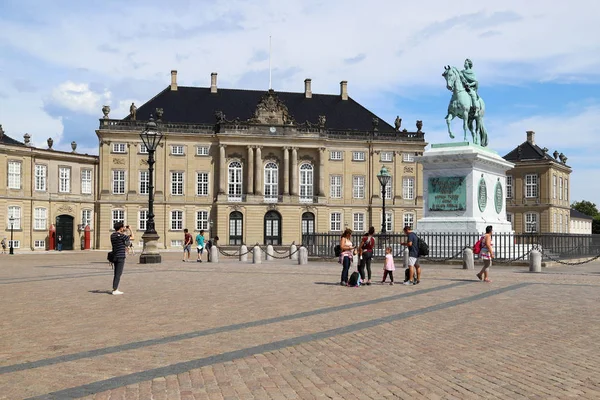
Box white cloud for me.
[46,81,111,115]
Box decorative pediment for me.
[264,152,280,163]
[248,89,295,126]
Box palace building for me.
[1,71,427,250]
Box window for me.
[384,212,393,232]
[196,210,209,231]
[8,161,21,189]
[553,175,557,199]
[138,210,148,231]
[112,143,126,153]
[171,240,183,247]
[112,170,125,194]
[229,211,243,245]
[34,240,45,249]
[81,169,92,194]
[330,212,342,232]
[35,165,47,191]
[402,177,415,200]
[352,151,365,161]
[384,179,393,200]
[403,213,414,229]
[264,162,278,201]
[507,212,514,229]
[352,176,365,199]
[139,171,149,195]
[525,174,538,198]
[565,215,569,233]
[228,161,243,201]
[112,209,125,227]
[353,213,365,232]
[330,150,342,161]
[171,210,183,230]
[59,167,71,193]
[559,177,563,200]
[564,179,568,202]
[299,163,314,202]
[559,214,563,233]
[506,176,513,199]
[380,152,393,162]
[82,209,92,229]
[196,172,209,196]
[196,146,209,156]
[171,145,184,155]
[330,175,342,199]
[34,208,47,230]
[403,153,415,162]
[8,206,21,229]
[171,172,184,195]
[525,212,538,233]
[553,213,557,232]
[8,240,20,249]
[139,144,148,154]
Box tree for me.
[571,200,599,218]
[594,216,600,235]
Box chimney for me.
[526,130,535,145]
[304,78,312,99]
[170,70,178,91]
[210,72,218,93]
[340,80,348,100]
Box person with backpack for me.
[401,225,421,285]
[358,226,375,285]
[110,221,130,295]
[476,225,494,283]
[339,228,355,286]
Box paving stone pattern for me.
[0,251,599,399]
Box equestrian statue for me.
[442,59,488,146]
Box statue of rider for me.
[459,59,479,116]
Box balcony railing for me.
[227,194,246,202]
[264,195,282,203]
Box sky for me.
[1,0,599,206]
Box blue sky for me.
[1,0,599,207]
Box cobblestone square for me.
[1,252,599,399]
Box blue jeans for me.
[341,256,351,283]
[58,243,62,251]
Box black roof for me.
[570,208,594,220]
[127,86,396,132]
[503,141,555,162]
[0,129,24,146]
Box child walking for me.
[381,247,395,285]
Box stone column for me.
[255,146,263,196]
[319,147,326,197]
[247,146,254,195]
[291,147,298,196]
[283,147,290,195]
[219,144,227,194]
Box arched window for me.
[229,211,243,245]
[264,211,282,245]
[264,162,278,201]
[228,161,243,201]
[299,163,313,202]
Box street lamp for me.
[8,216,14,255]
[377,166,392,233]
[139,115,164,264]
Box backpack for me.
[361,237,374,251]
[334,244,341,257]
[473,236,484,255]
[417,236,429,257]
[107,251,115,264]
[348,271,361,287]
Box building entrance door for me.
[264,211,282,245]
[55,215,74,250]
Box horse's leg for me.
[462,111,469,142]
[468,115,478,144]
[445,113,455,139]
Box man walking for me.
[110,222,130,295]
[401,225,421,285]
[57,235,63,251]
[196,230,205,262]
[183,228,193,262]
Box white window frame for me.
[228,161,243,201]
[506,176,513,199]
[8,240,20,249]
[34,240,45,249]
[559,177,563,200]
[171,172,184,195]
[525,174,538,198]
[112,143,126,153]
[59,167,71,193]
[8,206,21,230]
[171,145,184,155]
[171,239,183,248]
[111,209,125,228]
[112,170,126,194]
[196,172,209,196]
[525,212,538,233]
[264,162,279,201]
[330,150,343,161]
[139,143,148,154]
[559,213,563,233]
[353,213,365,232]
[9,161,22,189]
[34,207,47,230]
[380,152,393,162]
[196,210,209,231]
[35,164,47,192]
[553,212,557,233]
[352,175,365,199]
[352,151,365,161]
[403,153,415,162]
[330,212,342,232]
[170,210,184,231]
[196,145,210,156]
[553,175,557,199]
[564,179,568,203]
[299,163,314,202]
[402,177,415,200]
[384,179,393,200]
[383,211,393,232]
[330,175,342,199]
[506,212,514,229]
[81,169,92,194]
[139,170,149,195]
[82,209,93,229]
[403,212,415,230]
[138,209,148,231]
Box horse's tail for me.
[479,119,488,147]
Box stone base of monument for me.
[416,142,514,234]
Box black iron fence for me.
[302,232,600,261]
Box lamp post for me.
[139,115,164,264]
[9,216,14,255]
[377,166,392,233]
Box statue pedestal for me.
[416,142,514,234]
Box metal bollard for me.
[239,245,248,262]
[298,246,308,265]
[403,248,409,269]
[209,246,219,263]
[290,244,298,260]
[253,245,262,264]
[463,248,474,270]
[529,249,542,272]
[266,245,274,261]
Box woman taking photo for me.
[339,228,355,286]
[358,227,375,285]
